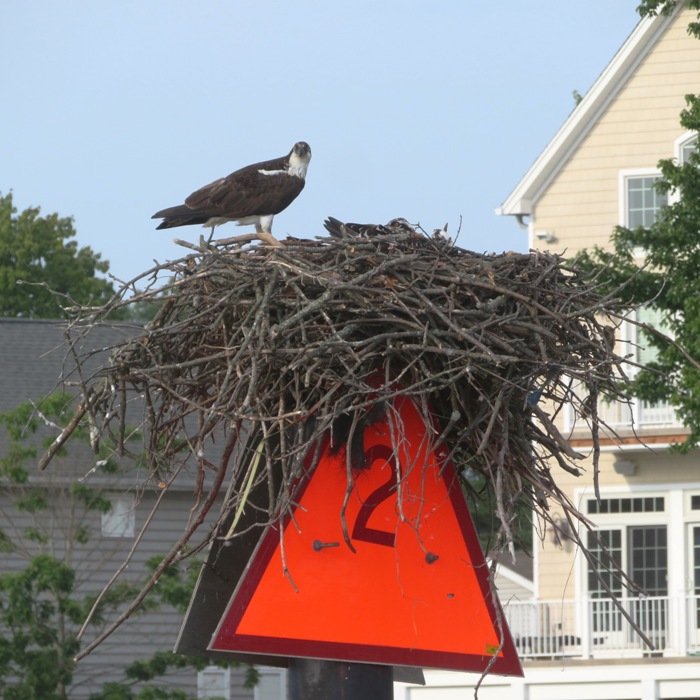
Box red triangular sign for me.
[210,397,522,676]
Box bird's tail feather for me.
[152,204,209,230]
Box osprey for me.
[152,141,311,235]
[323,216,416,238]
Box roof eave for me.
[497,6,681,219]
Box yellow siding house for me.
[397,4,700,699]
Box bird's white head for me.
[288,141,311,178]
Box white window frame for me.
[101,493,135,538]
[685,522,700,651]
[674,131,698,167]
[619,307,679,429]
[576,485,693,600]
[618,167,666,231]
[197,665,231,700]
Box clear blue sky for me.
[2,2,640,286]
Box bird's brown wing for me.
[184,166,304,218]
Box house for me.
[398,4,700,698]
[0,318,281,699]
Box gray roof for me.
[0,317,139,414]
[0,318,225,493]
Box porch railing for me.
[597,398,679,430]
[503,595,700,660]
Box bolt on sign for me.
[177,396,522,678]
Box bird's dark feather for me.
[152,205,211,230]
[184,163,304,217]
[323,216,415,239]
[153,148,306,230]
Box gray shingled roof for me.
[0,318,138,413]
[0,318,213,492]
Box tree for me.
[0,192,117,319]
[637,0,700,26]
[575,1,700,450]
[0,395,249,699]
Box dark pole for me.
[287,659,393,700]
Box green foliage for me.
[637,0,681,17]
[462,469,533,555]
[0,396,244,698]
[576,92,700,450]
[71,482,113,514]
[16,489,49,513]
[145,557,200,615]
[91,683,191,700]
[0,191,118,319]
[0,394,74,485]
[0,529,14,553]
[637,0,700,38]
[0,555,79,700]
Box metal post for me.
[287,659,393,700]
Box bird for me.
[432,222,452,244]
[323,216,416,239]
[152,141,311,236]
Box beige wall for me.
[525,8,700,603]
[533,8,700,257]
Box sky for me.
[2,2,642,288]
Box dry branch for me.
[42,219,643,653]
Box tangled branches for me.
[45,221,638,654]
[58,223,629,536]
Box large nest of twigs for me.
[53,220,632,555]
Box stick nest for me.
[56,220,632,555]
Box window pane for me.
[693,526,700,628]
[629,526,667,596]
[635,307,669,367]
[626,176,667,228]
[588,529,622,632]
[101,495,135,538]
[588,496,664,514]
[198,667,230,700]
[681,136,698,165]
[587,529,622,598]
[629,190,643,209]
[255,669,285,700]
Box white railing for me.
[503,595,700,660]
[565,398,680,432]
[596,398,679,430]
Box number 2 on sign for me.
[351,444,397,548]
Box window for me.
[587,529,623,632]
[254,667,286,700]
[101,494,135,538]
[588,529,623,598]
[585,497,669,599]
[615,307,678,428]
[677,132,698,166]
[632,306,668,367]
[681,138,698,165]
[587,496,664,515]
[692,525,700,628]
[624,174,668,228]
[587,525,668,637]
[629,526,667,596]
[197,666,230,700]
